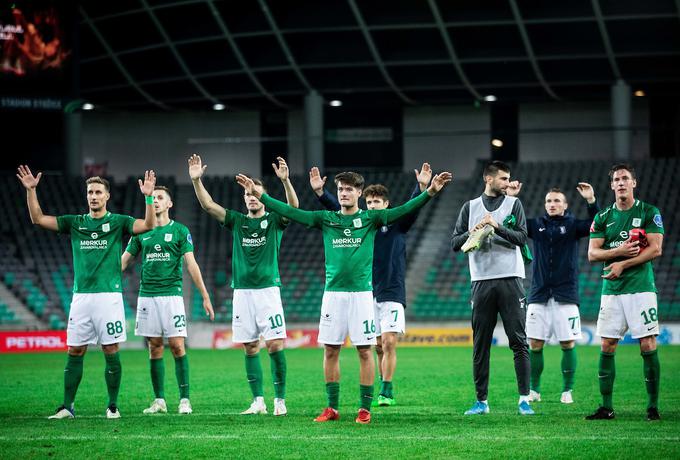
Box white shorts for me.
[374,300,406,336]
[135,296,187,338]
[232,287,287,343]
[67,293,127,346]
[318,291,376,346]
[526,298,582,342]
[597,292,659,339]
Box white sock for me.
[519,395,530,404]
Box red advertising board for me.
[212,329,320,349]
[0,331,67,353]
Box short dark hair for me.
[154,185,173,201]
[483,160,511,179]
[546,187,567,203]
[250,177,268,194]
[363,184,389,201]
[86,176,110,192]
[608,163,636,182]
[334,171,364,189]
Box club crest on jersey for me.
[381,225,388,233]
[653,214,663,228]
[165,233,172,242]
[559,226,566,234]
[353,218,362,228]
[632,218,641,227]
[102,223,110,232]
[260,220,268,229]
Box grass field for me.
[1,345,678,459]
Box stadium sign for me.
[0,331,67,353]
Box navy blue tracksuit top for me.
[318,184,421,307]
[527,202,599,305]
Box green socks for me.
[326,382,340,409]
[245,354,264,398]
[175,355,190,400]
[599,351,615,410]
[269,350,287,399]
[104,352,122,406]
[63,354,84,408]
[561,347,577,392]
[642,350,660,409]
[150,358,165,399]
[379,380,393,398]
[529,348,544,393]
[360,384,374,410]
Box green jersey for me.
[590,199,664,295]
[260,191,432,292]
[126,220,194,297]
[223,210,287,289]
[57,212,135,293]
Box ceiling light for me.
[483,95,497,102]
[81,103,94,111]
[491,138,504,148]
[213,103,226,111]
[329,100,343,107]
[634,90,646,97]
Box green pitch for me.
[1,346,678,459]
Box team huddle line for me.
[15,157,663,423]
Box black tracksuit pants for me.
[471,277,530,401]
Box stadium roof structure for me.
[79,0,680,111]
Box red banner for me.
[0,331,67,353]
[212,329,320,349]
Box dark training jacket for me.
[526,202,599,305]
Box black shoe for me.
[646,407,660,421]
[585,406,615,420]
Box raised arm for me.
[184,252,214,321]
[574,182,600,237]
[236,174,321,227]
[16,165,58,231]
[272,156,299,209]
[383,171,452,224]
[188,154,227,223]
[132,170,157,234]
[309,167,340,211]
[398,162,433,232]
